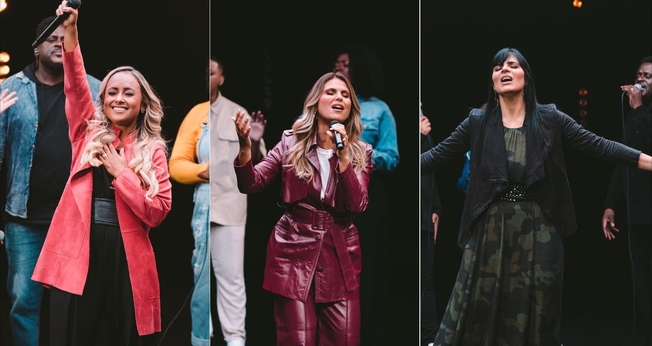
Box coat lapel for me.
[525,120,547,186]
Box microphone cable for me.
[156,283,194,346]
[619,91,631,225]
[620,90,637,333]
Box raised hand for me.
[232,109,253,165]
[249,110,267,142]
[420,115,431,135]
[55,0,78,29]
[0,89,18,113]
[233,109,251,147]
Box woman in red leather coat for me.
[232,72,373,346]
[32,2,171,345]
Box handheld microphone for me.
[623,83,644,95]
[31,0,81,49]
[330,120,344,151]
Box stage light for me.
[0,52,9,82]
[0,0,7,13]
[578,87,589,126]
[572,0,583,8]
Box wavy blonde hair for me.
[80,66,168,200]
[285,72,367,180]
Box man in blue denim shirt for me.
[0,16,100,346]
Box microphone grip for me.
[624,83,644,95]
[330,120,344,151]
[333,132,344,151]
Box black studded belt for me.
[499,184,533,202]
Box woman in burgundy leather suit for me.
[232,72,373,346]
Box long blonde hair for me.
[80,66,168,200]
[285,72,368,180]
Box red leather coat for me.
[235,130,373,302]
[31,44,172,336]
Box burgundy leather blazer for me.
[235,130,373,302]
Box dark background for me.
[422,1,651,345]
[1,1,420,345]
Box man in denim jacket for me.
[0,16,100,346]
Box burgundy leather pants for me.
[273,288,360,346]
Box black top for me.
[604,105,652,225]
[10,62,70,226]
[92,164,116,200]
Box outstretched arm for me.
[639,152,652,171]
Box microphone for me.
[330,120,344,151]
[31,0,82,48]
[623,83,644,95]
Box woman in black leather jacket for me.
[422,47,652,346]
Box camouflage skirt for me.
[433,200,564,346]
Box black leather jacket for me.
[421,104,641,248]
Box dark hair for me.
[35,16,56,39]
[484,47,539,114]
[480,47,546,142]
[640,55,652,64]
[335,43,384,98]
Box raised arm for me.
[638,152,652,171]
[56,0,79,51]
